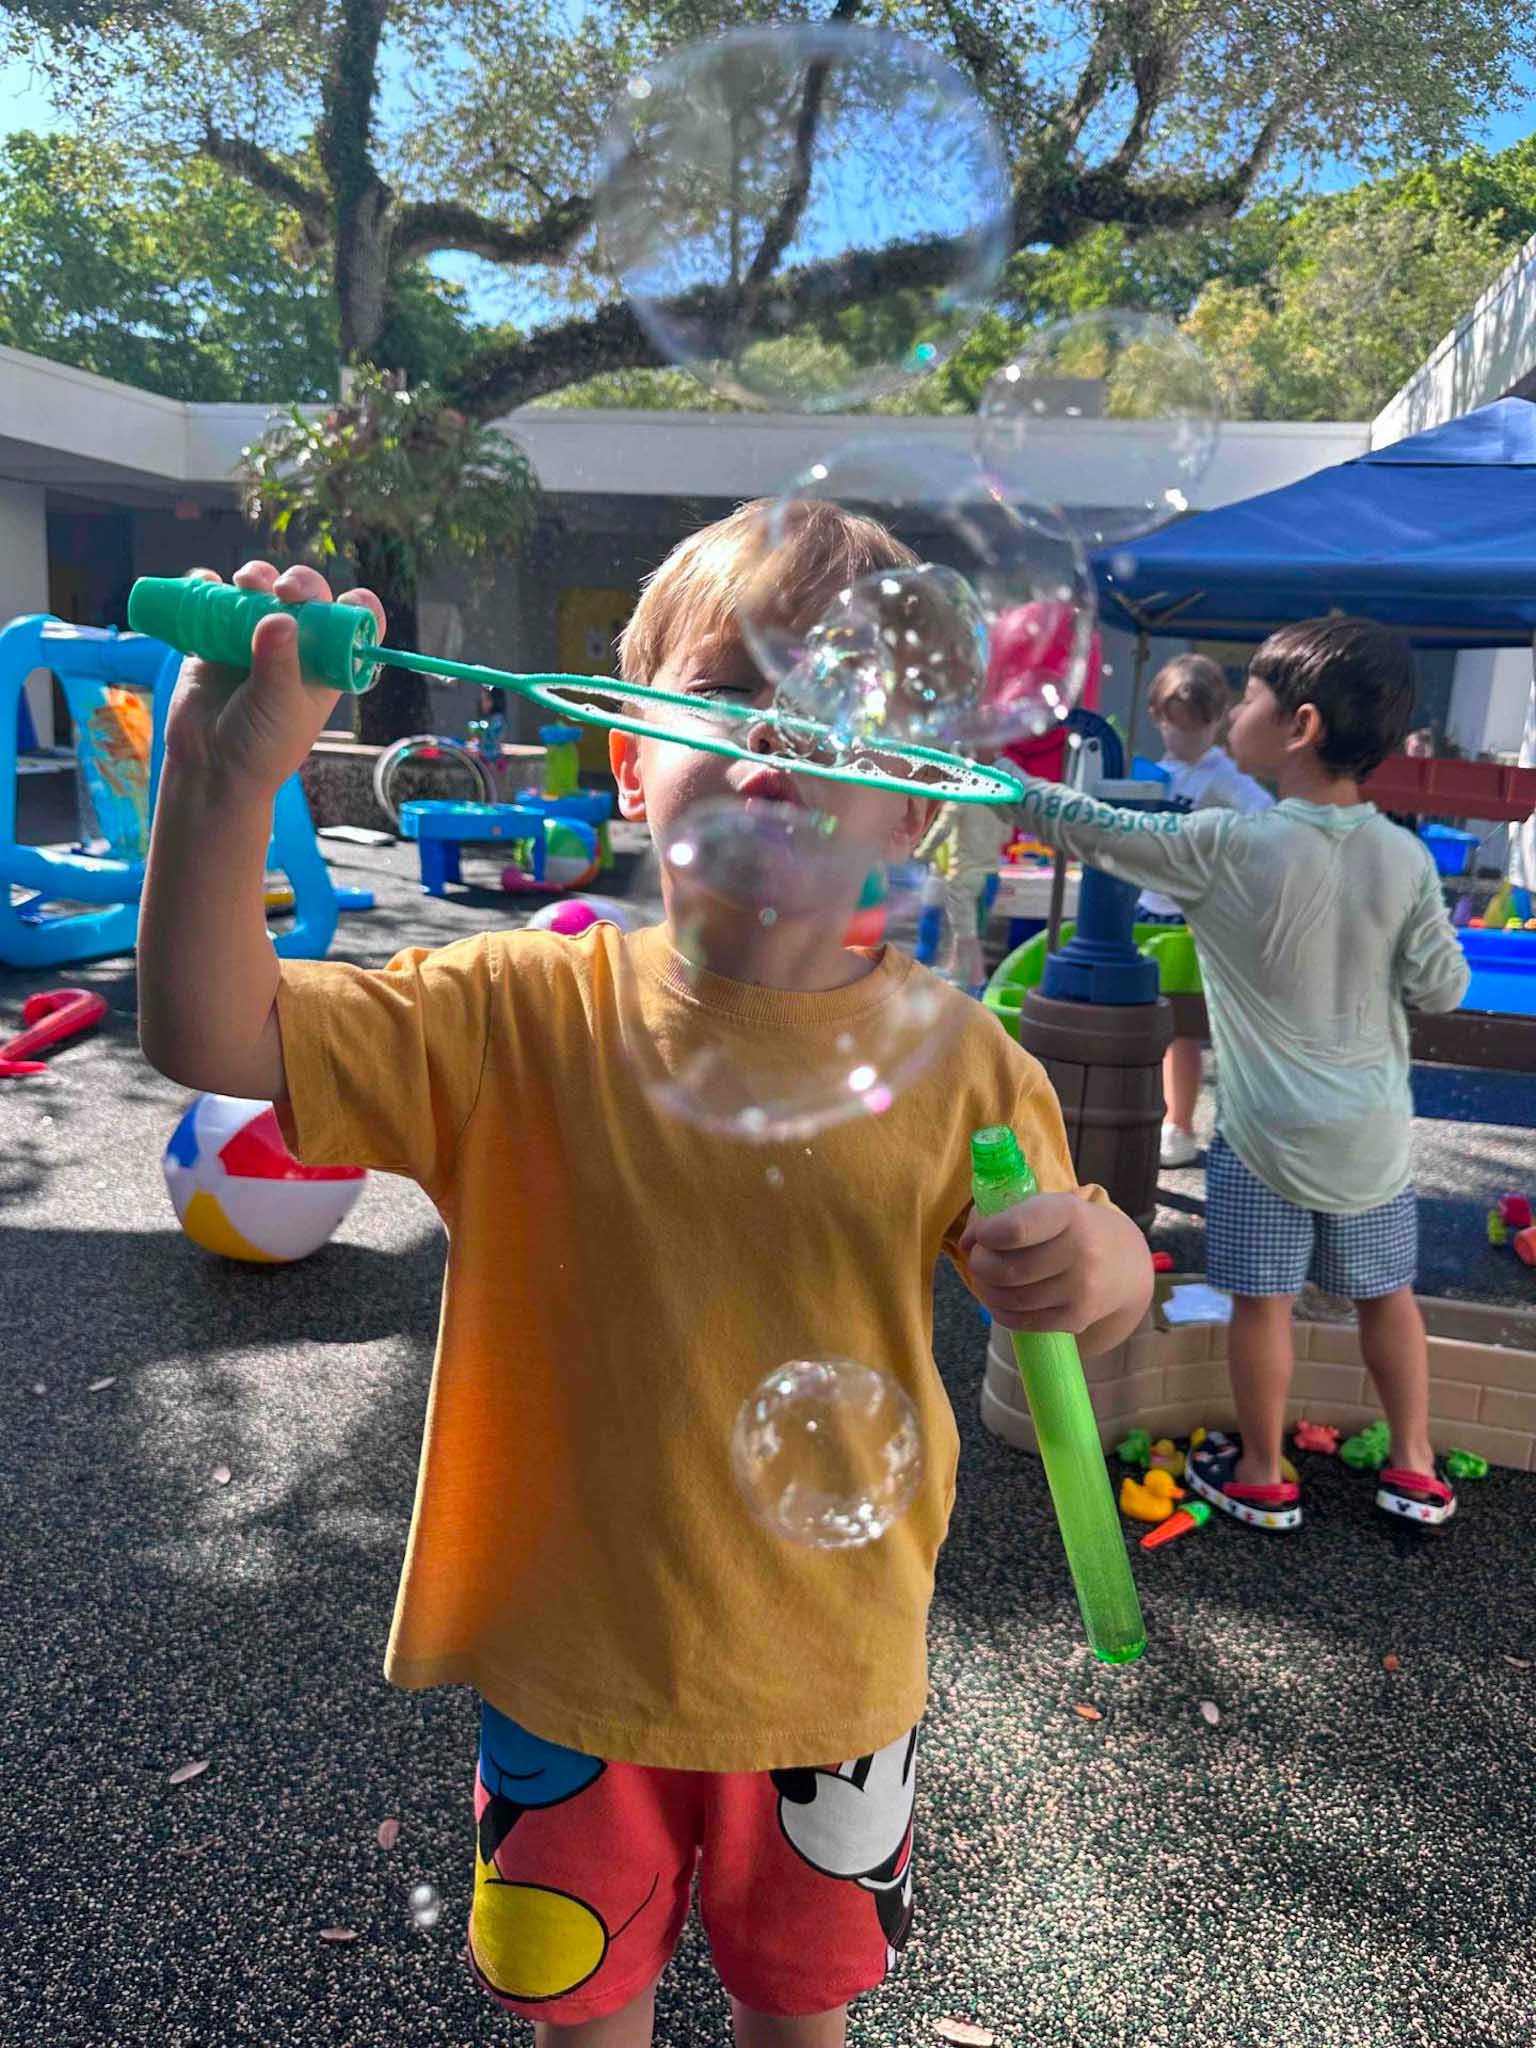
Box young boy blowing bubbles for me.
[1009,617,1470,1535]
[137,501,1151,2048]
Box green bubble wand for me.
[127,575,1025,808]
[970,1126,1146,1665]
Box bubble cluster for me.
[978,309,1223,548]
[586,30,1225,1545]
[732,1358,923,1547]
[740,439,1095,757]
[596,23,1011,411]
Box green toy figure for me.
[1444,1448,1489,1481]
[1339,1420,1392,1471]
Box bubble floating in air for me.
[978,309,1222,548]
[409,1882,442,1930]
[618,796,962,1141]
[596,23,1012,412]
[732,1358,923,1547]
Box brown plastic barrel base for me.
[1015,988,1175,1232]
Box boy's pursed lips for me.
[732,766,803,805]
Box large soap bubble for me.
[733,1358,923,1547]
[621,795,961,1141]
[739,439,1096,757]
[596,23,1012,411]
[977,309,1223,547]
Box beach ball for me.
[163,1094,366,1263]
[501,823,602,895]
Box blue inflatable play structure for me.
[0,614,369,969]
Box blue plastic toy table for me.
[400,794,612,898]
[1459,927,1536,1015]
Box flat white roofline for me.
[0,340,1368,507]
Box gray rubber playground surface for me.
[3,834,1533,2047]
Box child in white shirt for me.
[1140,655,1271,1166]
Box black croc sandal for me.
[1186,1430,1302,1531]
[1376,1462,1457,1530]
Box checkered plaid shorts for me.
[1204,1131,1418,1300]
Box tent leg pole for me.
[1125,631,1150,761]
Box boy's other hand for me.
[162,561,385,800]
[959,1194,1152,1348]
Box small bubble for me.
[765,1166,785,1189]
[409,1881,442,1930]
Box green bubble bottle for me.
[971,1127,1146,1665]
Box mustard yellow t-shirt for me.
[276,922,1102,1772]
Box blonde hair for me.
[1148,652,1231,729]
[617,497,919,686]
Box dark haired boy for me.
[1011,616,1470,1533]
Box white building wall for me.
[0,344,188,484]
[0,478,53,745]
[1447,646,1532,756]
[1372,231,1536,448]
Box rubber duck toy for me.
[1119,1468,1186,1523]
[1119,1475,1174,1523]
[1147,1437,1186,1479]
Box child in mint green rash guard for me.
[1014,617,1469,1538]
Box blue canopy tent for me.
[1084,396,1536,1043]
[1092,395,1536,648]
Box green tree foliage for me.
[1186,201,1515,421]
[0,129,489,399]
[242,364,538,739]
[12,0,1536,413]
[0,131,337,398]
[1182,142,1536,420]
[907,142,1536,420]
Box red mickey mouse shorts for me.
[467,1701,919,2025]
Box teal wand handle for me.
[128,576,385,693]
[971,1127,1146,1665]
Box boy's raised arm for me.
[138,761,287,1100]
[1011,774,1228,908]
[138,563,383,1100]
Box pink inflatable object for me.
[991,603,1103,784]
[524,896,648,937]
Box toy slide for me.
[984,918,1202,1040]
[0,614,371,969]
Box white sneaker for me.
[1160,1123,1201,1168]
